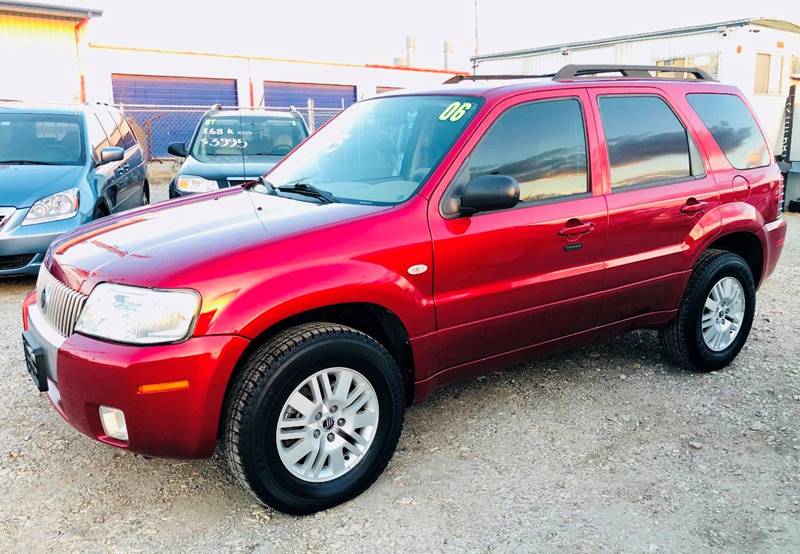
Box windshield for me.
[192,114,306,161]
[0,113,84,165]
[265,95,482,205]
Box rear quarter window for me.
[686,93,770,170]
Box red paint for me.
[24,77,788,458]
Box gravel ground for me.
[0,211,798,553]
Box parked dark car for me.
[167,107,308,197]
[0,102,148,275]
[22,66,786,514]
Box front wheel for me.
[223,323,405,514]
[660,249,756,372]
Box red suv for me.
[21,65,787,514]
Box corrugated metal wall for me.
[500,33,726,75]
[263,81,356,127]
[111,74,239,106]
[112,74,238,157]
[0,11,80,102]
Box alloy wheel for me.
[275,367,379,483]
[701,276,746,351]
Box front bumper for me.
[22,292,250,458]
[1,209,85,276]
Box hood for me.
[179,155,280,184]
[0,164,85,207]
[49,187,386,293]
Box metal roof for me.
[472,18,800,63]
[0,1,101,19]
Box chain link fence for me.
[117,102,343,161]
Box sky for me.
[68,0,800,71]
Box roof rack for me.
[443,64,715,85]
[554,64,715,81]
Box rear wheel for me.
[660,249,756,372]
[223,323,405,514]
[141,183,150,206]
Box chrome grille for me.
[36,265,88,337]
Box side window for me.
[460,98,589,204]
[95,108,124,149]
[85,112,110,162]
[117,112,137,149]
[599,95,702,189]
[686,93,770,170]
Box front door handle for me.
[680,198,708,215]
[558,219,594,237]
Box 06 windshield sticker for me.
[438,101,474,122]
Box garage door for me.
[263,81,355,128]
[112,74,238,158]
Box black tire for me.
[142,183,150,206]
[660,249,756,372]
[223,322,405,515]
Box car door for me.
[117,111,147,206]
[84,109,116,215]
[95,107,136,212]
[428,89,609,371]
[588,87,722,326]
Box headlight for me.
[22,188,79,226]
[75,283,201,344]
[176,175,219,193]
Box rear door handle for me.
[680,199,708,215]
[558,220,594,237]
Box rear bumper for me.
[759,218,788,285]
[22,293,250,458]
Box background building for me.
[472,18,800,150]
[1,1,462,159]
[0,0,100,102]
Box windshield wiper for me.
[276,182,339,204]
[0,159,60,165]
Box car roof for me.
[381,76,737,101]
[379,64,742,101]
[204,108,299,119]
[0,101,86,116]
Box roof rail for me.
[554,64,715,81]
[443,73,555,84]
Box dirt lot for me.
[0,212,798,552]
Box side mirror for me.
[458,174,520,216]
[99,146,124,164]
[167,142,188,157]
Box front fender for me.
[198,260,435,341]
